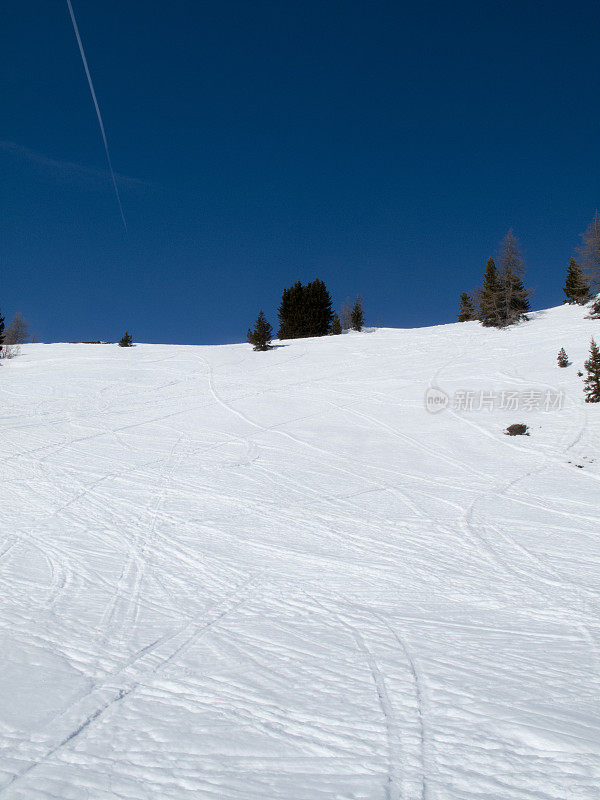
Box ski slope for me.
[1,304,599,799]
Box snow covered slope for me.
[1,304,599,800]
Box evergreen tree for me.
[277,278,333,339]
[583,338,600,403]
[557,347,569,367]
[351,295,364,331]
[563,257,591,304]
[247,310,273,351]
[578,211,600,289]
[119,331,133,347]
[330,312,342,335]
[277,281,303,340]
[496,229,531,327]
[458,292,477,322]
[478,257,500,327]
[305,278,334,336]
[0,308,4,343]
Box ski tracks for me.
[97,431,189,650]
[307,593,428,800]
[0,573,263,796]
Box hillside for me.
[1,304,599,799]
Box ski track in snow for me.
[0,304,599,799]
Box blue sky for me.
[1,1,599,343]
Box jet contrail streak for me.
[66,0,127,230]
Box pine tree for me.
[277,282,302,340]
[478,257,500,327]
[351,296,364,331]
[330,312,342,335]
[583,338,600,403]
[119,331,133,347]
[305,279,334,336]
[557,347,569,367]
[563,257,591,304]
[0,308,5,343]
[458,292,477,322]
[277,278,333,339]
[496,229,531,327]
[247,310,273,351]
[578,211,600,290]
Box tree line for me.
[248,281,364,351]
[458,213,600,328]
[0,310,135,356]
[458,229,531,328]
[455,215,600,403]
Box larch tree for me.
[3,312,30,345]
[339,298,353,331]
[578,211,600,290]
[496,229,531,327]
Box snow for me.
[0,303,599,799]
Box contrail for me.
[66,0,127,231]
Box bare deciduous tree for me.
[339,297,352,330]
[3,313,30,345]
[496,229,531,327]
[578,211,600,290]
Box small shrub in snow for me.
[0,344,20,360]
[505,423,529,436]
[119,331,133,347]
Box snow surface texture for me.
[1,304,599,800]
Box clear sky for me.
[1,0,599,344]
